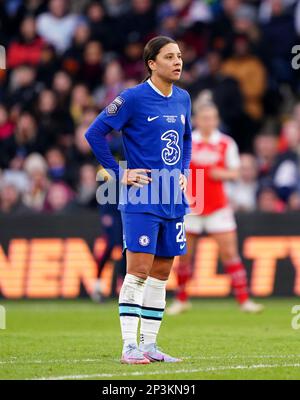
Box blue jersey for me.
[87,79,192,219]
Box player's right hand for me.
[121,169,152,188]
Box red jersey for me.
[187,129,240,215]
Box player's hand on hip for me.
[122,169,152,188]
[179,173,188,193]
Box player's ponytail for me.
[142,36,177,82]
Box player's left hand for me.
[179,173,188,193]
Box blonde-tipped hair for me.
[193,90,219,115]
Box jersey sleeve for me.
[182,92,192,176]
[225,138,241,169]
[97,89,135,132]
[85,117,124,180]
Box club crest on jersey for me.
[106,96,125,115]
[139,235,150,247]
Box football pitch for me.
[1,298,300,380]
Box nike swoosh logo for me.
[180,244,186,250]
[147,116,159,122]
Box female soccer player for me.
[167,101,264,315]
[85,36,192,364]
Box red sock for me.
[224,258,249,304]
[176,263,192,302]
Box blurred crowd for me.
[0,0,300,215]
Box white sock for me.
[140,276,167,346]
[119,273,146,350]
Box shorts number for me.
[176,222,186,243]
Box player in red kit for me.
[167,101,264,315]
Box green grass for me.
[0,299,300,380]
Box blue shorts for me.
[121,212,187,257]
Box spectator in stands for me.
[210,0,241,52]
[288,190,300,211]
[156,3,179,37]
[231,4,268,63]
[272,120,300,202]
[259,0,298,88]
[76,163,98,209]
[85,1,117,50]
[0,181,32,215]
[80,40,104,89]
[0,104,14,141]
[103,0,130,18]
[278,119,300,154]
[254,132,279,181]
[122,0,156,41]
[221,34,267,122]
[36,0,81,54]
[36,43,59,87]
[7,15,46,69]
[1,112,40,169]
[43,181,75,213]
[70,84,94,125]
[36,88,74,150]
[187,50,248,149]
[7,65,41,109]
[93,60,124,109]
[120,33,145,81]
[256,182,285,212]
[45,147,76,188]
[259,0,297,23]
[52,70,73,113]
[68,123,95,168]
[62,21,91,78]
[181,0,213,26]
[158,0,212,31]
[23,153,50,212]
[175,39,200,86]
[3,0,47,36]
[0,168,29,194]
[227,153,258,212]
[80,106,99,126]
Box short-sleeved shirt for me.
[187,129,240,215]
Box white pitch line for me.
[2,354,300,365]
[34,363,300,380]
[0,358,103,365]
[187,354,300,360]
